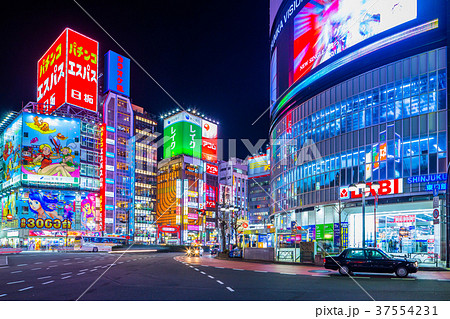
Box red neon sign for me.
[206,163,218,175]
[340,179,403,200]
[98,123,106,231]
[37,28,98,114]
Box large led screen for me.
[293,0,417,82]
[248,152,270,178]
[1,116,22,188]
[104,50,131,96]
[163,112,202,159]
[21,113,80,185]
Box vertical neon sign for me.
[99,123,107,231]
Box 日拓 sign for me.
[407,174,447,184]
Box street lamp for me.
[371,182,380,248]
[349,181,369,248]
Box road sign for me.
[433,209,439,219]
[433,196,439,208]
[433,187,439,197]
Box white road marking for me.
[31,268,42,271]
[216,280,224,285]
[0,294,7,297]
[94,266,102,268]
[77,261,84,264]
[7,280,25,285]
[61,272,72,275]
[18,286,33,292]
[194,268,199,271]
[90,269,98,272]
[50,260,57,263]
[48,265,57,268]
[80,269,89,272]
[118,261,123,264]
[34,262,42,264]
[63,263,72,265]
[11,271,22,274]
[0,266,9,269]
[226,287,235,292]
[75,258,81,260]
[254,270,268,273]
[38,276,52,280]
[17,264,28,267]
[189,266,194,268]
[77,272,86,275]
[61,276,72,279]
[200,271,206,275]
[62,259,70,261]
[42,280,54,285]
[208,275,214,279]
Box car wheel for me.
[395,266,408,277]
[93,247,98,253]
[339,265,351,276]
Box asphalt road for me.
[0,252,449,301]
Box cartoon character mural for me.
[0,116,22,183]
[2,193,17,221]
[81,193,97,231]
[21,113,80,182]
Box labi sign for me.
[339,179,403,200]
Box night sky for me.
[0,0,270,160]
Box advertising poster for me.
[1,116,22,187]
[2,193,17,221]
[293,0,417,82]
[201,119,218,163]
[205,184,217,209]
[163,112,202,159]
[248,153,270,178]
[21,113,80,185]
[18,189,100,231]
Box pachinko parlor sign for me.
[339,179,403,200]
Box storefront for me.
[346,201,442,266]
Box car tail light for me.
[323,258,326,264]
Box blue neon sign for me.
[407,174,447,184]
[104,50,130,96]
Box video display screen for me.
[21,113,80,185]
[293,0,417,82]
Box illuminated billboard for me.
[37,28,98,114]
[17,189,100,231]
[201,119,218,163]
[1,116,22,188]
[21,113,80,185]
[205,184,217,209]
[293,0,417,82]
[248,152,270,178]
[163,111,202,159]
[104,50,130,96]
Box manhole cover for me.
[308,270,331,273]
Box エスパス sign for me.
[37,28,98,114]
[340,179,403,199]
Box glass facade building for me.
[269,0,448,266]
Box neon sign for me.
[340,179,403,200]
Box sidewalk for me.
[176,255,450,281]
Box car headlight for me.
[195,250,199,254]
[187,249,191,254]
[414,261,418,268]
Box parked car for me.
[324,248,418,277]
[186,245,203,257]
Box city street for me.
[0,252,449,301]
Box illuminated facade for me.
[247,151,270,225]
[269,0,448,266]
[218,158,248,219]
[157,110,219,245]
[132,104,157,244]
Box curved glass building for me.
[269,0,448,266]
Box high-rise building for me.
[218,158,248,219]
[247,150,270,225]
[269,0,448,266]
[157,110,219,245]
[132,104,158,244]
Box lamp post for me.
[371,182,380,248]
[349,181,369,248]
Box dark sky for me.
[0,0,270,160]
